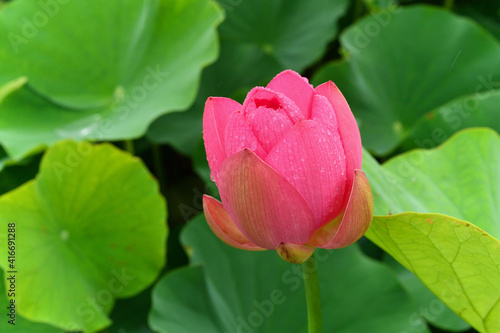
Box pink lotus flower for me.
[202,70,373,264]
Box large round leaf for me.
[0,0,223,159]
[0,152,40,195]
[384,255,470,332]
[217,0,348,71]
[362,128,500,332]
[149,215,428,333]
[313,5,500,156]
[0,271,64,332]
[400,89,500,150]
[147,0,349,155]
[0,141,168,332]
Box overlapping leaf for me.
[147,0,349,155]
[400,90,500,150]
[363,128,500,332]
[313,5,500,156]
[149,215,429,333]
[0,0,223,159]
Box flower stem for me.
[151,143,166,194]
[124,140,135,155]
[302,252,322,333]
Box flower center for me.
[254,97,281,110]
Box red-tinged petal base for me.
[307,170,374,249]
[276,243,315,264]
[203,195,265,251]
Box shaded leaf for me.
[313,5,500,155]
[149,215,428,333]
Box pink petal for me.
[246,106,293,153]
[242,86,304,123]
[224,112,267,160]
[218,149,315,249]
[308,170,373,249]
[265,120,347,229]
[203,195,265,251]
[203,97,242,181]
[266,70,315,119]
[315,82,362,209]
[310,94,338,132]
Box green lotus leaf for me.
[313,5,500,156]
[400,89,500,151]
[149,215,429,333]
[456,0,500,41]
[0,271,64,332]
[147,0,349,155]
[0,140,168,332]
[363,128,500,332]
[0,0,223,159]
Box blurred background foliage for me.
[0,0,498,332]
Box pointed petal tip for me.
[315,81,341,95]
[273,69,310,82]
[276,243,315,264]
[266,70,315,119]
[203,195,265,251]
[203,97,242,182]
[307,170,373,249]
